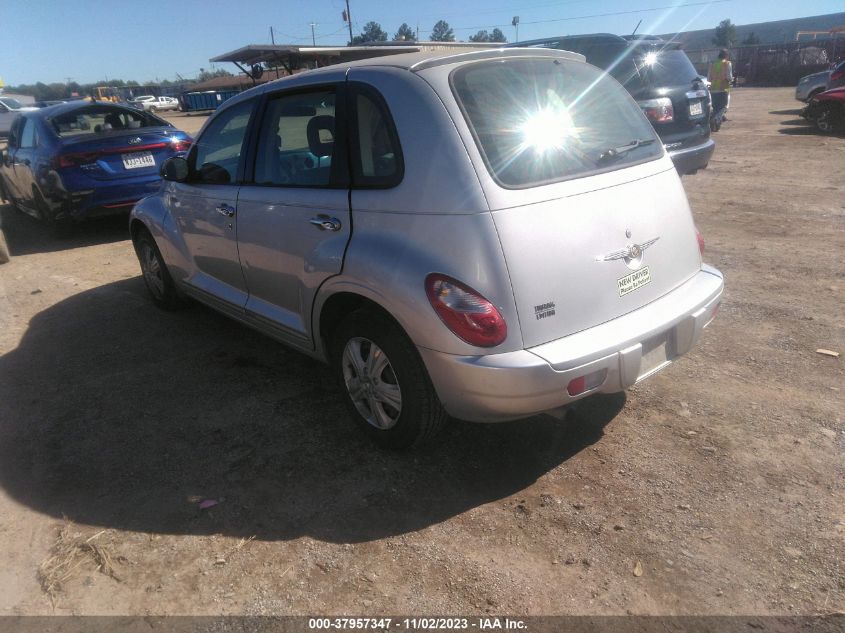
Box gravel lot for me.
[0,88,843,616]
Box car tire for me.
[331,309,448,449]
[0,228,10,264]
[132,227,187,310]
[33,187,71,237]
[149,106,157,113]
[815,108,838,134]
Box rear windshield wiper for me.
[597,138,656,164]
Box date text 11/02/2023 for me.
[307,617,528,630]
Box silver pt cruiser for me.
[130,49,723,448]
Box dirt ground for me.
[0,88,842,617]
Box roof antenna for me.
[631,19,642,37]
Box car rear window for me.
[451,58,662,188]
[611,49,700,92]
[50,106,170,138]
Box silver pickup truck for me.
[131,96,179,113]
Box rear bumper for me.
[43,172,162,220]
[419,265,724,422]
[668,138,715,175]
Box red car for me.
[802,86,845,133]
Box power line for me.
[451,0,732,32]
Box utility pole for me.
[345,0,353,43]
[512,16,520,43]
[309,22,317,46]
[270,26,275,44]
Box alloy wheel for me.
[139,241,165,299]
[341,337,403,430]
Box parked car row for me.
[795,59,845,134]
[0,45,724,447]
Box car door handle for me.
[216,204,235,217]
[309,215,342,231]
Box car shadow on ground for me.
[0,204,130,256]
[777,125,835,136]
[769,109,804,116]
[0,278,625,543]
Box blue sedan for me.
[0,101,191,227]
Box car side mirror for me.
[160,156,189,182]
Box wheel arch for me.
[315,289,409,362]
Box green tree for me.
[490,28,507,43]
[712,19,736,47]
[741,31,761,45]
[469,30,490,42]
[430,20,455,42]
[350,21,388,45]
[197,68,233,82]
[394,23,415,41]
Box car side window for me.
[7,120,20,148]
[253,89,336,187]
[190,98,255,185]
[20,119,36,149]
[350,87,403,188]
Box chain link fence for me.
[684,37,844,85]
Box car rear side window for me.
[253,89,337,188]
[350,86,403,187]
[191,98,255,185]
[20,119,36,148]
[451,58,662,188]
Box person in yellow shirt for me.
[708,49,733,124]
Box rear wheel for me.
[133,228,186,310]
[815,108,838,133]
[33,188,71,237]
[0,228,10,264]
[331,310,448,449]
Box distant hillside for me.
[658,12,845,49]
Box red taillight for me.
[171,138,192,152]
[55,151,100,169]
[832,70,844,82]
[638,97,674,123]
[425,274,507,347]
[695,227,705,255]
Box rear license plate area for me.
[122,152,155,170]
[689,100,704,118]
[637,331,676,381]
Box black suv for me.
[509,34,715,175]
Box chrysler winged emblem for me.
[128,137,142,145]
[596,236,659,264]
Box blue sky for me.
[1,0,843,86]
